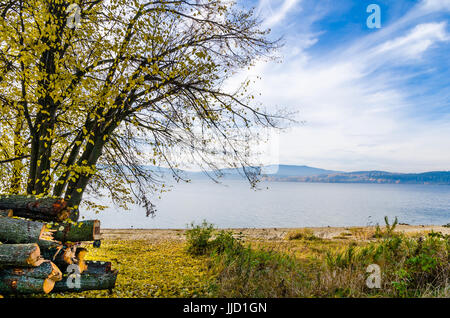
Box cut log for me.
[42,246,88,274]
[0,216,52,244]
[85,260,112,274]
[75,248,88,274]
[0,210,13,217]
[37,239,62,251]
[0,275,56,294]
[52,262,118,293]
[50,220,101,242]
[40,245,76,273]
[0,260,62,282]
[0,195,72,222]
[0,243,44,267]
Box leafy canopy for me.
[0,0,282,217]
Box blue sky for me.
[231,0,450,172]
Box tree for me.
[0,0,283,219]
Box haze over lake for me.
[81,181,450,229]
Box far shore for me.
[101,224,450,242]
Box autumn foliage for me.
[0,0,280,215]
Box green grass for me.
[37,239,213,298]
[16,222,449,298]
[187,222,450,298]
[285,229,321,241]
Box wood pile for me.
[0,195,118,296]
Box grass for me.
[187,222,449,298]
[19,221,449,298]
[286,228,321,241]
[39,239,213,298]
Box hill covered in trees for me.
[262,169,450,185]
[146,165,450,185]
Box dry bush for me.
[286,229,321,241]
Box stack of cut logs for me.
[0,195,118,296]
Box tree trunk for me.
[9,116,25,194]
[0,260,62,282]
[85,260,112,274]
[50,220,101,242]
[0,243,44,267]
[52,262,118,293]
[37,239,62,251]
[0,216,51,244]
[0,275,56,294]
[0,195,72,222]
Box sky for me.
[231,0,450,173]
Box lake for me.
[80,181,450,229]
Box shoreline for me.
[101,224,450,241]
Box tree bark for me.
[85,260,112,274]
[0,210,13,217]
[50,220,101,242]
[40,245,76,272]
[0,243,44,267]
[0,275,56,294]
[0,195,72,221]
[37,239,62,251]
[0,216,50,244]
[0,260,62,282]
[52,262,118,293]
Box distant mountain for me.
[144,165,450,185]
[196,165,339,179]
[264,170,450,185]
[143,164,338,180]
[262,165,339,177]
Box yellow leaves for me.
[38,239,212,298]
[0,0,270,201]
[195,51,207,59]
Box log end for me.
[49,262,63,282]
[63,247,75,265]
[43,278,56,294]
[26,244,45,267]
[0,209,13,217]
[75,248,88,274]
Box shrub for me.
[209,244,306,297]
[286,229,320,241]
[185,220,215,256]
[188,221,449,298]
[325,231,449,297]
[373,216,399,239]
[210,230,244,255]
[185,221,244,256]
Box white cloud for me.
[374,22,449,60]
[228,1,450,172]
[257,0,302,28]
[421,0,450,12]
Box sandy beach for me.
[101,224,450,242]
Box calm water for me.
[80,181,450,229]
